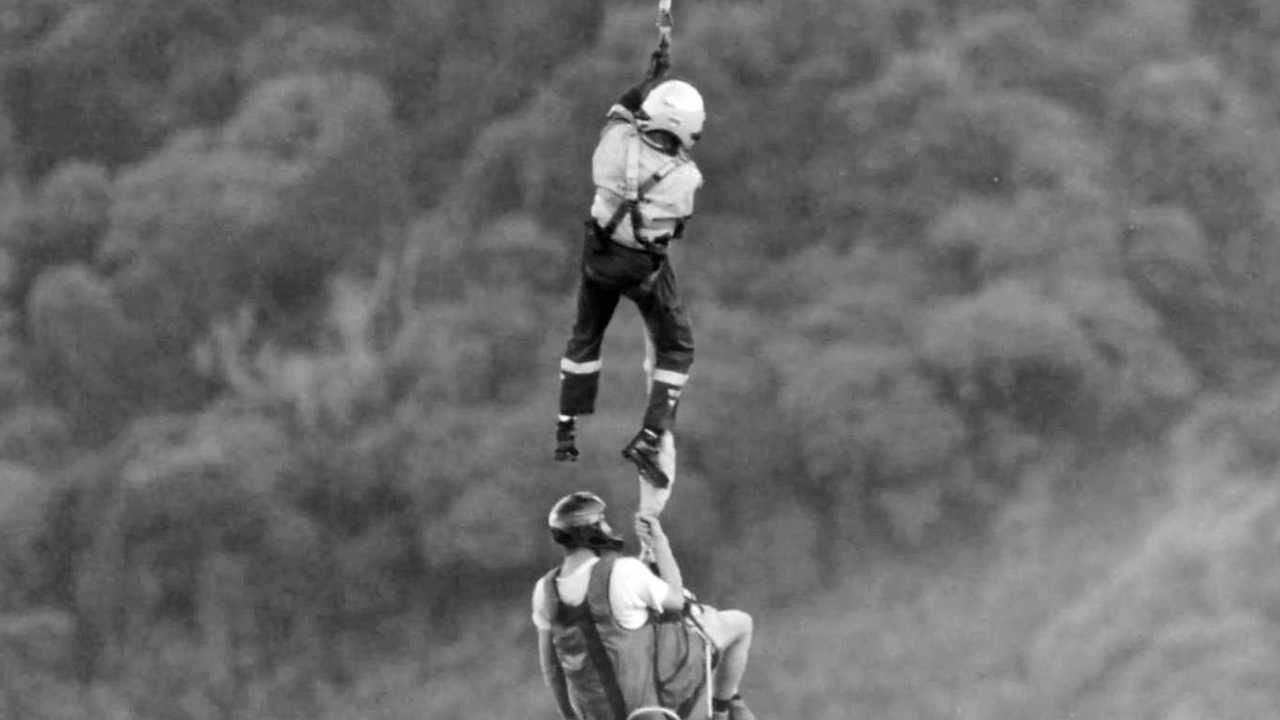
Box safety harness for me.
[545,554,717,720]
[599,139,687,256]
[597,0,684,257]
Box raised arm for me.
[636,513,685,612]
[614,43,672,114]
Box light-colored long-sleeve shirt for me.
[589,106,703,248]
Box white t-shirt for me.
[531,556,670,631]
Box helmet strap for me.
[640,129,680,154]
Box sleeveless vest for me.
[543,553,712,720]
[543,553,658,719]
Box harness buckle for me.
[637,234,672,255]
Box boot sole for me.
[622,447,670,489]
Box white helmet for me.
[639,80,705,148]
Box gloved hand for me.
[648,44,671,80]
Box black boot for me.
[554,419,579,462]
[712,695,756,720]
[730,696,757,720]
[622,428,669,489]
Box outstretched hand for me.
[635,513,668,548]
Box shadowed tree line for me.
[2,0,1280,717]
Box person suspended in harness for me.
[554,39,705,490]
[533,492,757,720]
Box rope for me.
[684,607,716,720]
[703,628,714,720]
[636,2,682,703]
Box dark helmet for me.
[547,491,625,552]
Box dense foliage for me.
[2,0,1280,717]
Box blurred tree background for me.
[2,0,1280,717]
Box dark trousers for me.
[559,222,694,433]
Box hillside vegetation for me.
[2,0,1280,717]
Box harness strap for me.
[651,614,690,700]
[600,133,687,250]
[626,118,643,207]
[583,613,629,720]
[584,555,629,720]
[601,159,685,238]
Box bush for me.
[918,278,1103,434]
[1,160,111,308]
[1027,459,1280,717]
[26,264,152,439]
[780,341,967,547]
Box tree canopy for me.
[2,0,1280,717]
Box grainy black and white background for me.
[1,1,1278,718]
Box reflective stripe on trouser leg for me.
[559,357,602,416]
[561,265,623,417]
